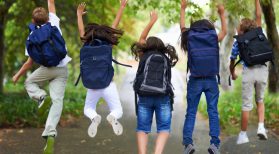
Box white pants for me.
[84,82,123,120]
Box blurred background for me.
[0,0,279,153]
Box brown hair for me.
[239,18,257,33]
[81,23,124,45]
[32,7,49,26]
[131,37,178,67]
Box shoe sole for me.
[257,133,268,140]
[88,115,101,138]
[107,115,123,136]
[38,97,51,116]
[189,149,195,154]
[236,140,249,144]
[208,149,216,154]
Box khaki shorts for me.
[242,65,268,111]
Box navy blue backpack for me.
[75,39,132,89]
[187,25,220,79]
[26,23,67,67]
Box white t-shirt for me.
[25,13,71,67]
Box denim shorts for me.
[136,95,172,133]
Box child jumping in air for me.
[230,0,271,145]
[12,0,71,153]
[180,0,227,153]
[132,11,178,154]
[76,0,128,138]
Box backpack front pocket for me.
[81,58,113,89]
[189,48,219,77]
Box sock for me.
[258,122,265,129]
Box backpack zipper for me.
[250,52,272,57]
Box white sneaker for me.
[106,115,123,136]
[257,127,268,140]
[88,115,101,138]
[236,132,249,144]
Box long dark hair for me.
[81,23,124,45]
[131,36,178,67]
[181,19,215,52]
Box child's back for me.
[12,1,72,153]
[76,1,128,138]
[230,0,270,145]
[180,1,227,154]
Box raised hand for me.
[112,0,128,29]
[48,0,56,14]
[77,2,87,16]
[150,11,158,23]
[217,4,225,15]
[120,0,128,8]
[217,4,227,41]
[181,0,188,10]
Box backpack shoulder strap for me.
[233,59,242,69]
[112,59,132,68]
[28,23,37,33]
[75,73,81,86]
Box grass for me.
[0,81,86,128]
[0,67,127,128]
[198,78,279,135]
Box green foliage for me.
[199,77,279,134]
[0,82,87,127]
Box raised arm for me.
[139,11,158,44]
[180,0,187,32]
[48,0,56,14]
[12,57,34,84]
[77,2,87,38]
[255,0,262,27]
[217,4,227,42]
[111,0,128,29]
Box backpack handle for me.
[190,26,213,32]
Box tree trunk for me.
[260,0,279,93]
[219,15,238,91]
[0,15,5,94]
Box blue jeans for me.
[137,95,172,133]
[183,76,220,147]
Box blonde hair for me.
[32,7,49,25]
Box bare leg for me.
[154,132,169,154]
[137,132,148,154]
[256,102,265,123]
[241,111,249,131]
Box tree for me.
[0,1,16,94]
[211,0,252,90]
[260,0,279,93]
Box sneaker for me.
[208,144,220,154]
[257,127,268,140]
[88,115,101,138]
[43,136,55,154]
[38,96,51,116]
[236,132,249,144]
[106,115,123,136]
[184,144,195,154]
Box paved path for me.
[221,126,279,154]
